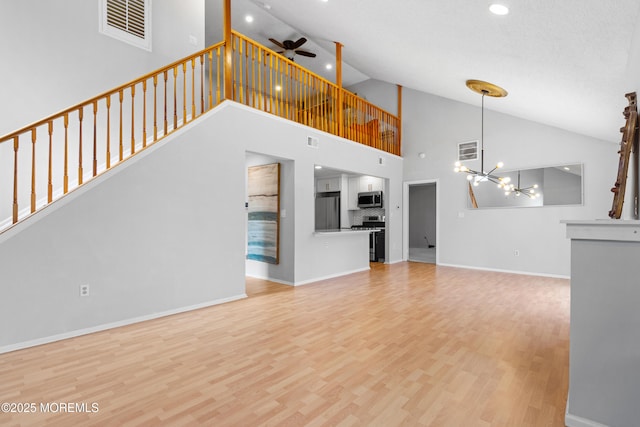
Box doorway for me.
[404,180,438,264]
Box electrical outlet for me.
[79,284,90,297]
[514,250,520,257]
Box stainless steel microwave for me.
[358,191,383,208]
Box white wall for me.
[0,106,248,351]
[0,101,403,351]
[0,0,204,136]
[388,86,614,277]
[224,104,404,283]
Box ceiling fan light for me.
[489,3,509,15]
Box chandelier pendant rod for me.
[481,91,485,175]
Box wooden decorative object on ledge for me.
[609,92,638,219]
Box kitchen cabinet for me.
[316,177,341,193]
[359,175,383,192]
[348,176,361,210]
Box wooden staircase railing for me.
[0,41,226,230]
[0,31,401,232]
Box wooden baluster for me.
[30,129,36,213]
[119,90,124,161]
[153,76,158,142]
[191,58,196,119]
[268,51,273,112]
[216,47,221,105]
[92,101,98,177]
[131,84,136,153]
[238,38,244,104]
[278,58,282,115]
[274,58,280,115]
[244,39,249,105]
[208,50,214,109]
[63,113,69,194]
[78,107,84,185]
[285,62,290,118]
[322,82,328,132]
[48,121,53,203]
[182,62,187,124]
[12,136,19,223]
[173,66,178,130]
[163,70,168,136]
[106,95,111,169]
[142,80,147,148]
[261,50,265,110]
[200,55,205,115]
[251,44,256,108]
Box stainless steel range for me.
[351,216,385,262]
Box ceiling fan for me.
[268,37,316,61]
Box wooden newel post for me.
[397,84,403,155]
[335,41,343,137]
[223,0,233,101]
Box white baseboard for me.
[293,266,371,286]
[565,413,609,427]
[437,262,570,279]
[0,294,246,355]
[245,274,294,286]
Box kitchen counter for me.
[314,228,380,235]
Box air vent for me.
[458,140,478,162]
[100,0,151,51]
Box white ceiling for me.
[224,0,640,143]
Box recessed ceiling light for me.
[326,64,333,70]
[245,15,254,23]
[315,165,322,169]
[564,167,571,171]
[489,3,509,15]
[275,85,282,91]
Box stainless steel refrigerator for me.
[315,192,340,230]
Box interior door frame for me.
[403,179,439,263]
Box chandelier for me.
[454,80,510,187]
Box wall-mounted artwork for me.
[247,163,280,264]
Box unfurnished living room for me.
[1,1,640,426]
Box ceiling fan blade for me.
[292,37,307,49]
[295,50,316,58]
[269,38,285,49]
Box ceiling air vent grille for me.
[458,140,478,162]
[100,0,151,51]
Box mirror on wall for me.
[466,163,583,209]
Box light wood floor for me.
[0,262,569,426]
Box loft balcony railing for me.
[0,31,401,231]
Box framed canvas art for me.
[247,163,280,264]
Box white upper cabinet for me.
[316,177,341,193]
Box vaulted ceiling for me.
[217,0,640,143]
